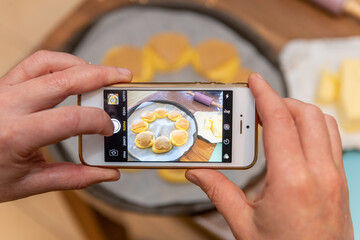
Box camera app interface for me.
[103,90,233,163]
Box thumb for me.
[186,169,252,231]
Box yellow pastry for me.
[130,119,149,133]
[141,110,156,122]
[134,131,155,149]
[102,45,153,82]
[175,118,190,130]
[228,67,252,83]
[157,169,189,184]
[192,39,240,82]
[154,108,168,118]
[144,32,193,72]
[170,130,188,147]
[167,110,182,121]
[152,136,172,153]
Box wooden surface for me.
[129,90,220,162]
[38,0,360,55]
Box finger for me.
[11,106,114,156]
[13,162,120,200]
[284,98,335,169]
[323,114,345,178]
[186,169,252,238]
[1,50,88,85]
[11,64,132,113]
[248,73,305,177]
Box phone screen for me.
[103,89,233,163]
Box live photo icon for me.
[107,93,119,105]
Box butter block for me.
[315,69,339,105]
[338,59,360,132]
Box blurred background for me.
[0,0,359,239]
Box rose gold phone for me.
[79,83,257,169]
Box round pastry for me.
[135,131,155,149]
[141,110,156,122]
[228,68,252,83]
[170,130,188,147]
[144,32,193,72]
[167,110,182,121]
[157,169,189,184]
[102,45,153,82]
[130,119,149,133]
[152,136,172,153]
[154,108,168,118]
[192,39,240,83]
[175,118,190,131]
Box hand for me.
[186,73,353,239]
[0,50,132,202]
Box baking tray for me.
[50,2,287,215]
[127,100,198,162]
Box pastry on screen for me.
[157,169,189,184]
[167,110,182,121]
[130,119,149,133]
[152,136,173,153]
[102,45,153,82]
[141,110,156,122]
[144,32,193,72]
[174,118,190,130]
[134,131,155,149]
[192,39,240,83]
[170,130,188,147]
[154,108,168,118]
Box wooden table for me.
[40,0,360,239]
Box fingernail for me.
[255,72,264,80]
[185,171,200,185]
[117,67,132,77]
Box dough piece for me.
[167,110,182,121]
[157,169,189,184]
[145,32,193,72]
[130,119,149,133]
[192,39,240,82]
[152,136,172,153]
[175,118,190,130]
[141,110,156,122]
[170,130,188,147]
[228,68,252,83]
[154,108,168,118]
[134,131,155,149]
[102,45,153,82]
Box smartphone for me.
[78,83,257,169]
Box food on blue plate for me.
[102,45,153,82]
[167,110,182,121]
[152,136,173,153]
[170,130,188,147]
[141,110,156,122]
[144,32,193,72]
[131,119,149,133]
[135,131,155,149]
[175,118,190,130]
[192,39,240,83]
[154,108,168,118]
